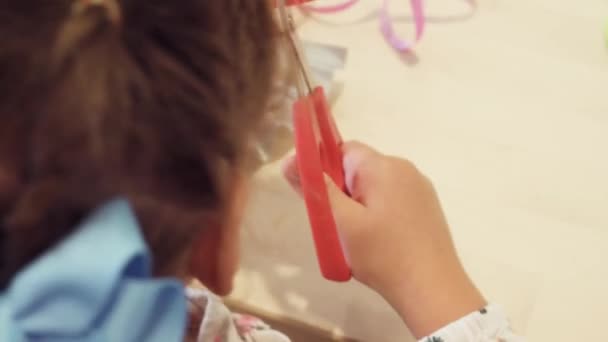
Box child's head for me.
[0,0,279,294]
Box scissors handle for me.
[311,87,346,192]
[294,87,351,282]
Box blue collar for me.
[0,199,187,341]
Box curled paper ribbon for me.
[302,0,358,13]
[381,0,425,51]
[303,0,425,52]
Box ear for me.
[188,173,249,296]
[187,222,225,294]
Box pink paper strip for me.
[304,0,426,52]
[304,0,360,13]
[380,0,425,52]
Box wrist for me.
[381,259,486,339]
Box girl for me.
[0,0,522,341]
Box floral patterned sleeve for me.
[186,287,291,342]
[419,305,525,342]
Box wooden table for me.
[232,1,608,341]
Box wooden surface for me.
[226,299,358,342]
[232,1,608,341]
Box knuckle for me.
[389,157,420,177]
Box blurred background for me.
[231,1,608,341]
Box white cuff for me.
[418,305,524,342]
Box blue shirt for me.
[0,199,187,341]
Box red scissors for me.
[277,0,352,282]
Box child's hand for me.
[282,141,486,338]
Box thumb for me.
[282,154,368,232]
[324,174,368,233]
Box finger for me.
[281,155,302,196]
[341,141,383,204]
[324,174,368,234]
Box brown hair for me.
[0,0,279,288]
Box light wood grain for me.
[232,1,608,341]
